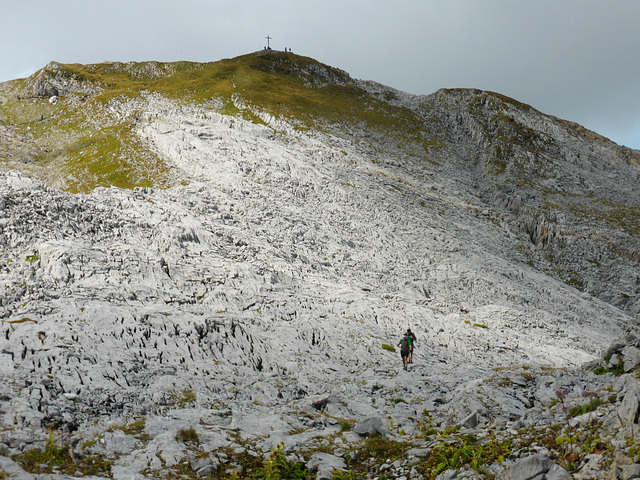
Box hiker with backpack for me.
[406,328,416,363]
[397,331,411,370]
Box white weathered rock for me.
[618,388,640,425]
[307,452,346,480]
[0,61,639,478]
[499,454,554,480]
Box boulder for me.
[353,416,390,437]
[306,452,346,480]
[622,464,640,480]
[29,77,59,98]
[618,388,640,425]
[102,430,140,454]
[499,454,553,480]
[546,463,573,480]
[435,469,459,480]
[602,341,626,361]
[0,455,37,478]
[459,411,479,429]
[621,346,640,372]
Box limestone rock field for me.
[0,51,639,479]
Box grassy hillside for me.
[0,51,431,192]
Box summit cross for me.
[266,35,272,49]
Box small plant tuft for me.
[255,443,309,480]
[339,419,354,432]
[175,427,200,444]
[169,388,196,408]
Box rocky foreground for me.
[0,53,639,479]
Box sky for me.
[2,0,640,150]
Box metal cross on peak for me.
[265,35,272,49]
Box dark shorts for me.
[401,349,410,359]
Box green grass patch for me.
[1,51,435,193]
[566,398,603,419]
[594,361,625,376]
[420,433,511,477]
[15,433,112,476]
[25,252,40,263]
[357,434,410,464]
[255,443,309,480]
[175,427,200,444]
[169,388,196,408]
[339,419,355,432]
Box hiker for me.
[397,332,411,370]
[406,328,416,363]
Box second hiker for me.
[397,331,411,370]
[406,328,416,363]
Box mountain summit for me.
[0,52,639,478]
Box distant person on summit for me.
[397,331,411,370]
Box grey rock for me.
[28,77,59,98]
[0,455,37,478]
[435,468,459,480]
[499,454,553,480]
[546,464,573,480]
[196,464,219,478]
[622,464,640,480]
[609,353,622,368]
[307,452,346,480]
[102,430,140,455]
[622,346,640,372]
[353,416,390,437]
[459,411,479,429]
[406,447,431,458]
[618,388,640,425]
[603,341,626,361]
[111,465,148,480]
[191,454,217,473]
[307,394,332,412]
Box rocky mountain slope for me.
[0,50,639,479]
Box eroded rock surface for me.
[0,61,639,478]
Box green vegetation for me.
[381,343,396,352]
[11,391,623,480]
[169,388,197,408]
[357,434,410,464]
[594,361,625,376]
[339,420,355,432]
[254,444,309,480]
[121,418,146,435]
[422,433,511,477]
[175,427,200,444]
[25,252,40,263]
[0,51,435,192]
[566,397,603,419]
[15,432,112,476]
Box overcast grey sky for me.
[2,0,640,149]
